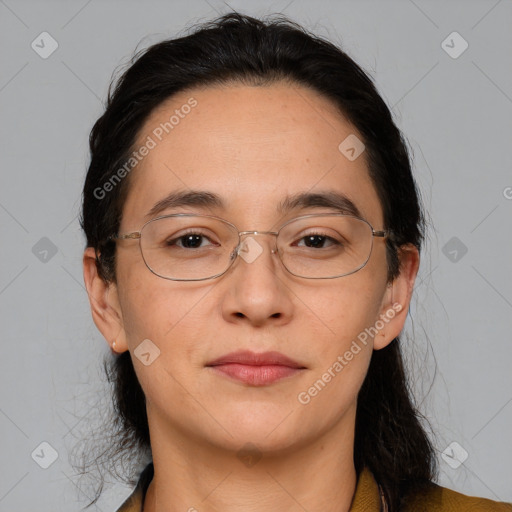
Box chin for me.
[205,403,314,451]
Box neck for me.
[143,407,358,512]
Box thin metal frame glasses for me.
[110,213,392,281]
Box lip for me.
[206,350,306,386]
[206,350,304,368]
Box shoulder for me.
[403,482,512,511]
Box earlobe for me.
[373,244,420,350]
[83,247,128,353]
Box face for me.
[84,81,418,456]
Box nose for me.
[222,232,293,326]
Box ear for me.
[83,247,128,353]
[373,243,420,350]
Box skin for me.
[83,82,419,512]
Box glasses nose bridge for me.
[237,230,279,254]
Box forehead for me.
[121,82,383,228]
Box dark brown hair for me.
[78,12,436,510]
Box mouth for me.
[205,350,307,386]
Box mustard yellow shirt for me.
[115,463,512,511]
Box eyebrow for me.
[145,189,362,219]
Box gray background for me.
[1,0,511,510]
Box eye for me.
[165,230,218,249]
[294,232,342,249]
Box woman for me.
[80,12,512,512]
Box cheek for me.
[117,279,213,409]
[119,277,209,347]
[306,275,384,349]
[293,282,381,427]
[116,248,192,339]
[117,259,220,385]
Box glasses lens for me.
[140,215,238,280]
[277,215,373,278]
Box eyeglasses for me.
[110,213,392,281]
